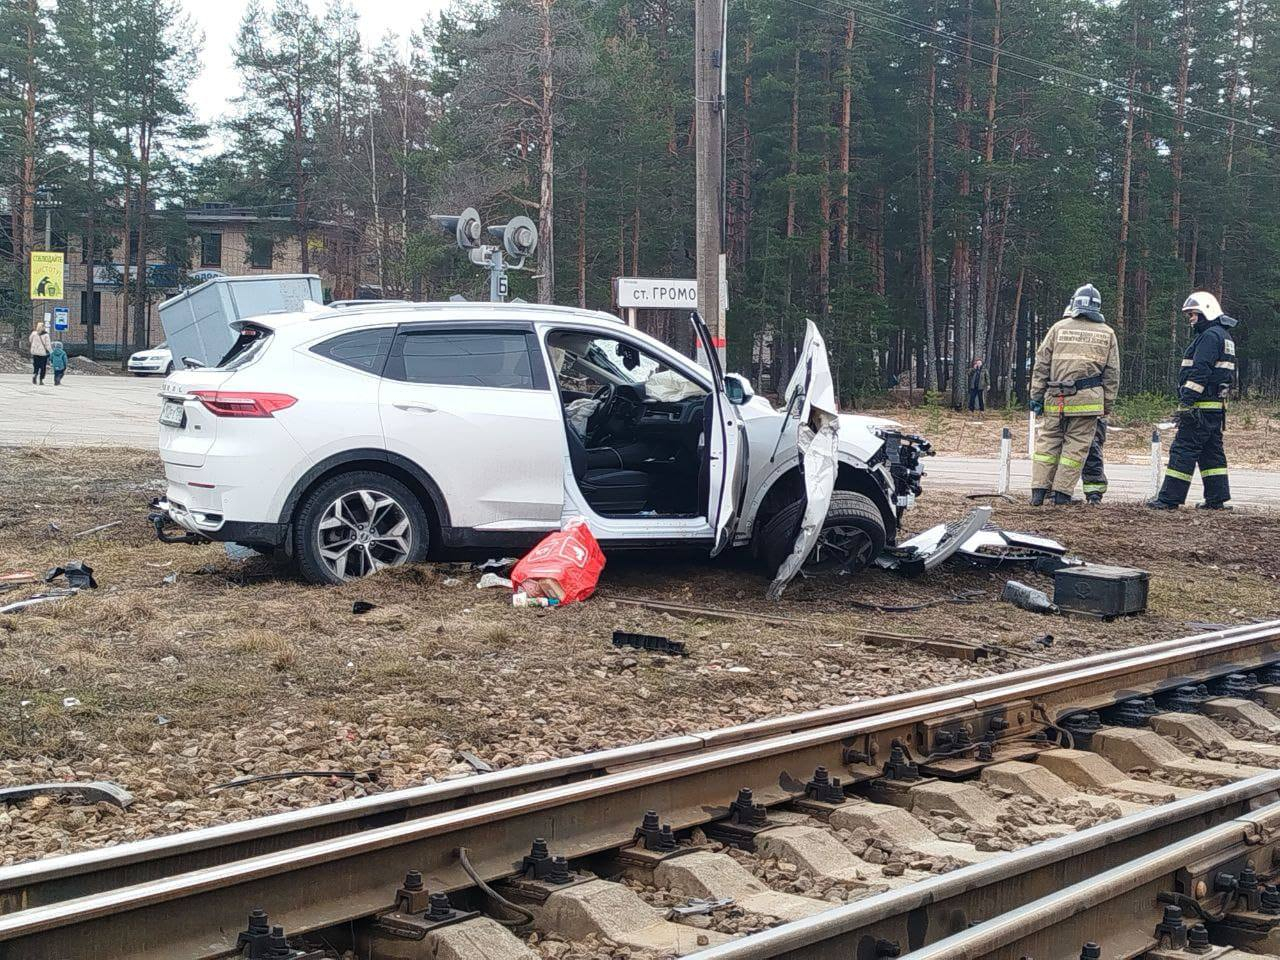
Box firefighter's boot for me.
[1030,488,1048,507]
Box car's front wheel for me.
[293,471,429,584]
[758,490,886,578]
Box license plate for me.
[159,401,186,427]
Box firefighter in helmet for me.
[1028,284,1120,505]
[1147,292,1237,510]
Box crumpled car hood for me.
[837,413,899,463]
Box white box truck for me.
[158,274,323,368]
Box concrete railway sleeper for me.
[5,623,1280,958]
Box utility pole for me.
[694,0,727,363]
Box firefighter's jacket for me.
[1178,319,1236,409]
[1030,315,1121,418]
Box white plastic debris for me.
[476,573,513,590]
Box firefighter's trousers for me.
[1082,419,1108,499]
[1156,410,1230,505]
[1033,414,1100,496]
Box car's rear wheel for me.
[293,471,429,584]
[758,490,886,578]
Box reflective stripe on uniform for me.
[1225,340,1236,355]
[1032,453,1058,465]
[1165,467,1194,482]
[1193,401,1225,409]
[1059,455,1082,469]
[1181,359,1194,367]
[1060,403,1104,414]
[1215,361,1235,369]
[1083,482,1108,493]
[1201,467,1229,477]
[1184,380,1205,393]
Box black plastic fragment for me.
[352,600,376,615]
[612,631,687,657]
[44,561,97,589]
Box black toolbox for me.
[1052,564,1150,618]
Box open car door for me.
[691,312,747,558]
[767,320,839,600]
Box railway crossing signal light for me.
[432,209,539,302]
[430,208,482,250]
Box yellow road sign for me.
[30,251,65,300]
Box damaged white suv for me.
[152,303,931,594]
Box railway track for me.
[5,620,1280,960]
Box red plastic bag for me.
[510,519,606,606]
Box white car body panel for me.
[380,378,564,528]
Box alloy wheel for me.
[316,489,413,581]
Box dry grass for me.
[1,444,1279,862]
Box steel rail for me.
[3,620,1280,959]
[902,803,1280,960]
[3,619,1277,917]
[684,773,1280,960]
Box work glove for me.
[1029,398,1044,415]
[1176,407,1203,428]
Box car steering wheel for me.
[585,383,616,443]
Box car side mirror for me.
[723,373,754,405]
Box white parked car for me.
[128,342,174,376]
[151,303,931,593]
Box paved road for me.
[925,455,1277,508]
[1,373,1274,507]
[0,372,161,448]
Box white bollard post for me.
[997,426,1011,495]
[1027,410,1036,462]
[1150,428,1162,497]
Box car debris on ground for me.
[43,560,97,589]
[0,588,81,614]
[612,631,688,657]
[0,781,133,810]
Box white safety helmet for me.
[1063,284,1104,322]
[1182,291,1223,323]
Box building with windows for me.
[46,203,351,357]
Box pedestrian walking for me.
[49,341,68,386]
[1028,284,1120,505]
[1147,291,1237,511]
[1082,418,1108,504]
[967,359,989,412]
[29,322,52,385]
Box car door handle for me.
[393,403,438,414]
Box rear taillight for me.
[191,391,297,418]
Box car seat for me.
[565,425,652,514]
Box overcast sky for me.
[183,0,451,131]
